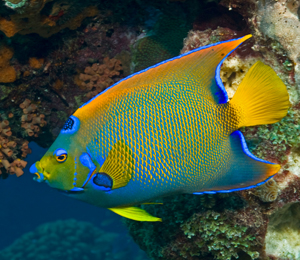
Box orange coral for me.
[0,6,99,38]
[20,99,47,137]
[53,79,63,90]
[0,118,28,177]
[29,57,44,69]
[78,57,123,99]
[0,44,16,83]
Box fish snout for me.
[29,161,47,183]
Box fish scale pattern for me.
[74,75,236,205]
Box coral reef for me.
[0,116,28,178]
[0,219,120,260]
[179,210,259,260]
[253,179,279,203]
[20,99,47,137]
[0,43,16,83]
[265,202,300,259]
[77,57,123,100]
[0,1,99,38]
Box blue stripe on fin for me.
[193,175,274,195]
[232,130,276,165]
[79,36,249,109]
[193,130,277,195]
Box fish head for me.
[29,115,92,192]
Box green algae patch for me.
[180,211,259,260]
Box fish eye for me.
[53,148,68,163]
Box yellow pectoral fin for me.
[108,206,162,222]
[100,140,134,190]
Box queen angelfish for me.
[30,35,289,221]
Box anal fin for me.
[194,131,280,194]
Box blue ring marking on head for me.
[53,148,67,157]
[79,36,249,109]
[60,115,80,134]
[80,152,97,187]
[193,175,275,195]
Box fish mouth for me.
[29,162,48,183]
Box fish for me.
[30,35,289,222]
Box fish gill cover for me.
[0,0,300,260]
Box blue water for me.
[0,142,147,258]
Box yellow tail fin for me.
[230,61,290,128]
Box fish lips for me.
[29,162,46,183]
[29,162,84,193]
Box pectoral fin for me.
[108,206,162,222]
[84,140,134,190]
[100,140,134,189]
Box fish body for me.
[30,35,289,221]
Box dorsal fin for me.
[80,35,252,109]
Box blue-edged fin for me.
[79,35,252,109]
[194,131,280,194]
[108,206,162,222]
[230,61,290,128]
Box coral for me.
[29,57,44,69]
[0,117,28,178]
[257,0,300,87]
[0,5,99,38]
[179,210,259,260]
[219,56,257,99]
[20,99,47,137]
[4,0,49,13]
[265,202,300,259]
[77,57,123,99]
[253,179,279,203]
[0,44,17,83]
[0,219,120,260]
[125,193,250,260]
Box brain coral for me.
[0,219,119,260]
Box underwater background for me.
[1,0,300,259]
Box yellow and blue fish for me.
[30,35,289,222]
